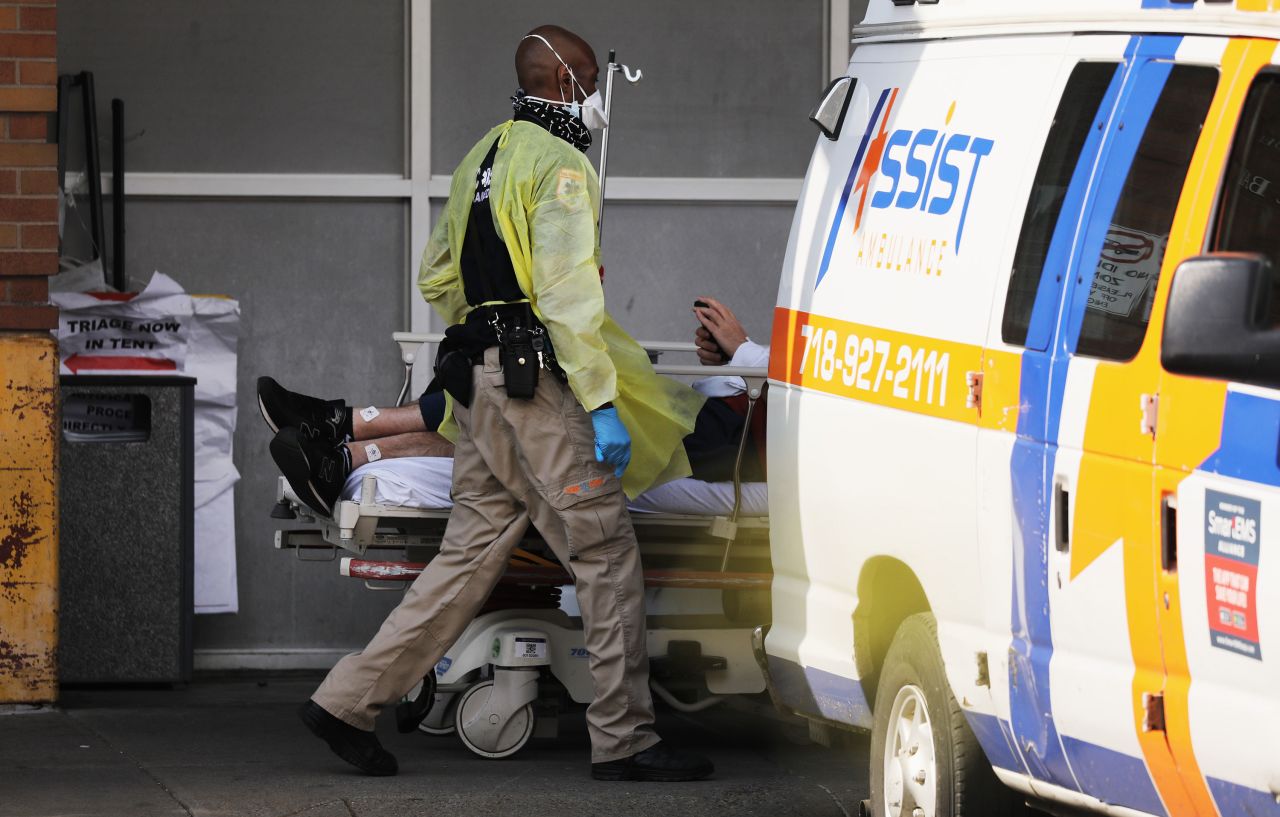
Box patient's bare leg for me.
[347,431,455,469]
[352,405,428,441]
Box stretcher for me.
[272,333,772,758]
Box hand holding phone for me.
[693,299,730,364]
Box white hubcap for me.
[883,684,936,817]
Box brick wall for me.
[0,0,58,704]
[0,0,57,330]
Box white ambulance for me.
[759,2,1280,815]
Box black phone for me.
[693,300,729,362]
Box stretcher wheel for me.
[418,691,459,736]
[454,680,534,759]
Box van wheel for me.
[870,613,1024,817]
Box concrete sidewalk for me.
[0,675,869,817]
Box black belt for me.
[427,303,563,407]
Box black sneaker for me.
[257,376,352,445]
[298,700,398,777]
[591,741,714,782]
[270,426,351,517]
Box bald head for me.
[516,25,599,102]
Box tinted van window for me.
[1002,62,1115,348]
[1075,65,1218,361]
[1214,72,1280,324]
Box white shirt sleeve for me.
[692,339,770,398]
[730,339,770,368]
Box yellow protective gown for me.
[419,120,705,498]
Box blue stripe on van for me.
[766,655,873,729]
[963,711,1024,773]
[1200,390,1280,487]
[815,88,893,290]
[1006,53,1129,795]
[966,713,1169,815]
[1061,736,1168,816]
[1009,35,1183,796]
[1207,776,1280,817]
[1141,0,1195,7]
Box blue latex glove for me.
[590,406,631,478]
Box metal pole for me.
[80,72,106,271]
[596,50,619,236]
[56,74,72,259]
[111,98,125,291]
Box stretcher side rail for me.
[276,472,452,556]
[276,474,773,565]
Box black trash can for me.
[58,375,195,684]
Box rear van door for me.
[1152,40,1280,817]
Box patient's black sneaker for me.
[591,741,714,782]
[257,376,352,444]
[270,427,350,517]
[298,700,397,777]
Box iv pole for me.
[596,50,642,237]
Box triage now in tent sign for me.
[53,272,193,374]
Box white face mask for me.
[578,89,609,130]
[522,33,609,130]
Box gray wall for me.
[432,0,824,178]
[429,0,829,355]
[59,0,405,173]
[58,1,854,662]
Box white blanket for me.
[340,457,768,518]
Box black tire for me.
[869,613,1025,817]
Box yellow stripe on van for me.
[770,307,991,425]
[770,305,1027,433]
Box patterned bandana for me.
[511,90,592,153]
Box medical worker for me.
[293,25,712,782]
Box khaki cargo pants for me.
[312,347,659,763]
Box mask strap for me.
[521,33,587,105]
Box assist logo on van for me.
[816,87,996,288]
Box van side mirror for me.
[1161,253,1280,389]
[810,76,856,141]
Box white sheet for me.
[340,457,768,517]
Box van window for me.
[1213,71,1280,324]
[1075,65,1219,361]
[1002,62,1116,348]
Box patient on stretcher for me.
[260,382,765,518]
[260,296,766,518]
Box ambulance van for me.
[759,1,1280,815]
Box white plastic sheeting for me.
[53,273,241,614]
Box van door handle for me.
[1055,481,1070,553]
[1161,494,1178,572]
